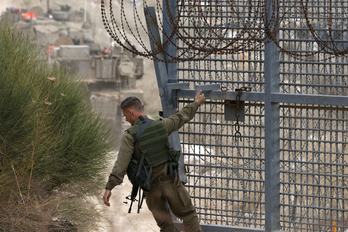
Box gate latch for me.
[224,99,245,122]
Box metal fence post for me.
[264,0,280,230]
[145,5,187,183]
[162,0,187,183]
[163,0,177,82]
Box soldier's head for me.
[121,97,143,126]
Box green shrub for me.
[0,16,114,223]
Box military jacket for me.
[106,101,200,190]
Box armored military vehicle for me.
[1,2,145,139]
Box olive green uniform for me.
[106,101,202,232]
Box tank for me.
[1,2,145,140]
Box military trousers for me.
[144,174,202,232]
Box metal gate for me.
[145,0,348,231]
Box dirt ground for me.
[97,176,160,232]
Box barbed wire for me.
[101,0,348,62]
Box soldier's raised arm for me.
[162,89,205,135]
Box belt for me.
[155,175,172,185]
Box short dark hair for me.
[121,97,142,111]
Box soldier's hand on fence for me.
[195,89,206,105]
[103,189,112,207]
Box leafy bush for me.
[0,18,114,230]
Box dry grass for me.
[0,178,105,232]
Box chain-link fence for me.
[166,0,348,231]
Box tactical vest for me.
[127,119,170,167]
[125,118,178,213]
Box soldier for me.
[103,90,205,232]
